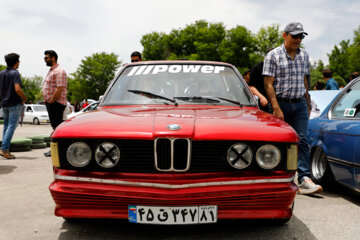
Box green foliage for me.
[140,20,282,71]
[254,24,283,57]
[328,26,360,82]
[310,68,323,89]
[69,52,121,102]
[219,25,257,70]
[21,75,43,103]
[0,65,6,71]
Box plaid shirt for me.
[263,44,310,99]
[42,64,67,105]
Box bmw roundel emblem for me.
[167,124,181,131]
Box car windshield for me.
[33,105,47,112]
[102,63,255,106]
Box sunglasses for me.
[290,34,305,40]
[44,57,50,60]
[131,59,140,63]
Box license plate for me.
[128,205,217,225]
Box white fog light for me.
[256,144,281,169]
[227,143,253,169]
[95,142,120,168]
[66,142,92,167]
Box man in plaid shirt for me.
[42,50,67,157]
[263,22,322,195]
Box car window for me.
[102,64,255,106]
[33,105,47,112]
[331,80,360,119]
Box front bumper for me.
[49,168,297,221]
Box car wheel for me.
[310,147,334,190]
[33,117,40,125]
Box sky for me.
[1,0,360,78]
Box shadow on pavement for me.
[58,216,316,240]
[0,165,17,175]
[321,183,360,207]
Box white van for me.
[23,104,50,124]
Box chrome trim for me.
[328,156,360,169]
[154,138,191,172]
[54,174,295,189]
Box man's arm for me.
[14,83,26,104]
[48,86,66,103]
[249,86,268,106]
[264,75,284,120]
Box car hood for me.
[53,106,298,142]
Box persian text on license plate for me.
[128,205,217,224]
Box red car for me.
[49,61,299,224]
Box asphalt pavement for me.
[0,124,359,240]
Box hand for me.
[259,96,269,107]
[273,107,284,120]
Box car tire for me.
[33,117,40,125]
[310,147,334,190]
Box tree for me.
[219,25,257,73]
[69,52,121,102]
[22,75,43,103]
[328,40,351,82]
[0,65,5,71]
[254,24,283,58]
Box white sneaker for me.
[298,176,323,195]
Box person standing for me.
[42,50,67,157]
[249,48,274,113]
[0,53,26,159]
[130,51,142,63]
[263,22,322,195]
[322,69,339,90]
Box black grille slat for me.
[173,139,189,169]
[156,139,171,169]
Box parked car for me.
[49,61,299,224]
[23,104,49,125]
[67,101,99,119]
[309,90,340,119]
[308,77,360,191]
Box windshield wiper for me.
[128,90,177,106]
[174,96,242,106]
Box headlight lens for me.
[227,143,253,169]
[256,144,281,169]
[95,142,120,168]
[66,142,92,167]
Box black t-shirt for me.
[0,68,23,107]
[249,61,266,97]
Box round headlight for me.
[95,142,120,168]
[256,144,281,169]
[227,143,253,169]
[66,142,92,167]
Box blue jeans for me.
[2,104,22,151]
[278,98,310,182]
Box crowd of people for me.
[1,22,359,196]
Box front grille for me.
[55,139,289,173]
[155,138,190,172]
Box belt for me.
[277,97,304,103]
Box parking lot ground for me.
[0,124,359,239]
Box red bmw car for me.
[49,61,299,224]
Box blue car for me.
[308,77,360,192]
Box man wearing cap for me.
[263,22,323,195]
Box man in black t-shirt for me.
[249,48,274,113]
[0,53,26,159]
